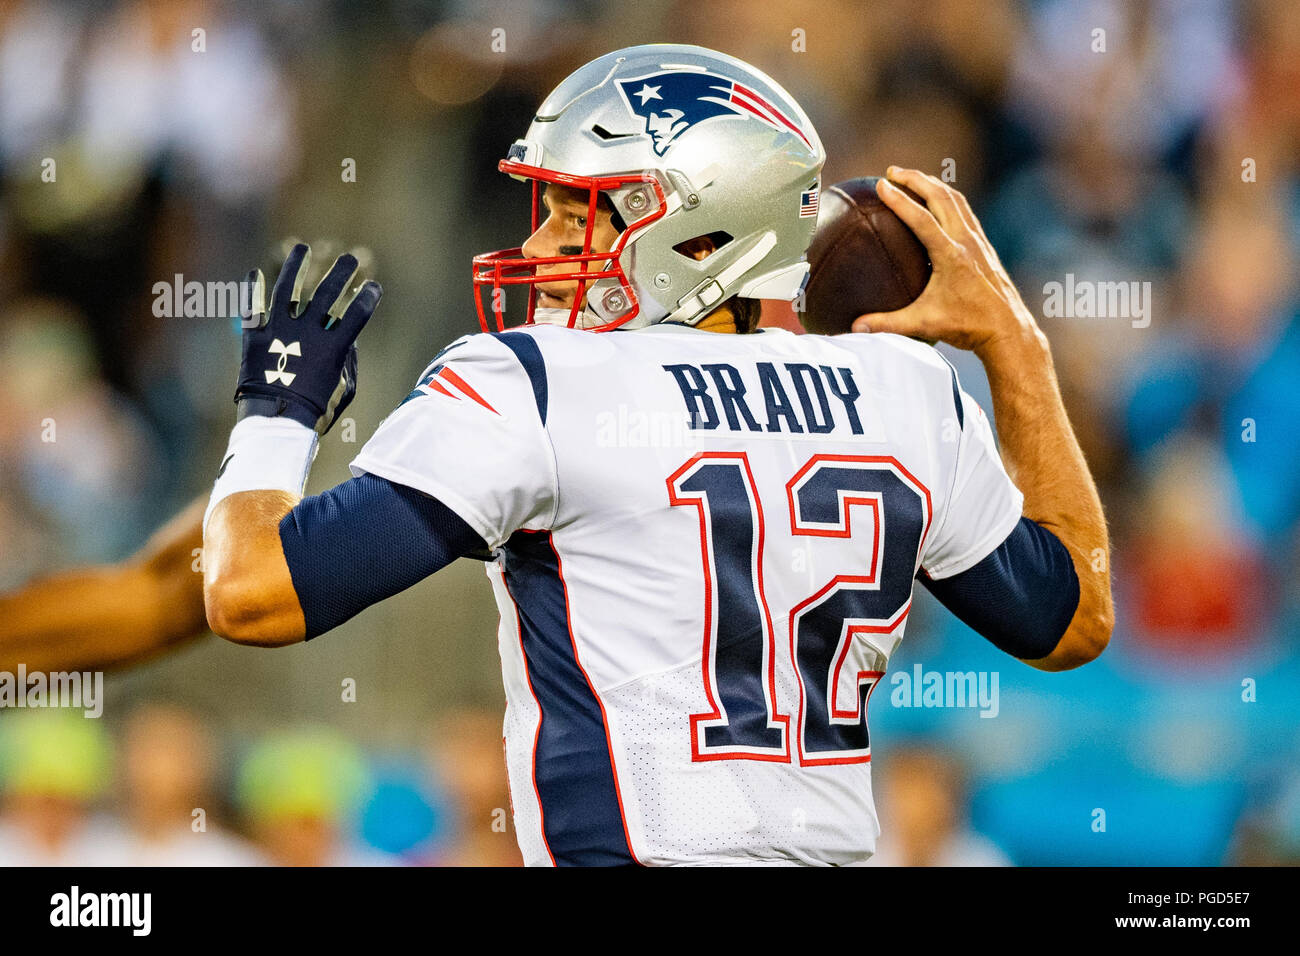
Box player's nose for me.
[521,217,558,261]
[522,233,566,289]
[521,228,542,260]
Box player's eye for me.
[572,215,588,230]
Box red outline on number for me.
[667,452,791,764]
[786,459,881,540]
[832,633,892,720]
[786,455,932,767]
[833,664,885,722]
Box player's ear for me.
[675,234,717,261]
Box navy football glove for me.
[235,242,383,435]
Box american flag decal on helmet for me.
[799,186,820,218]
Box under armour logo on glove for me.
[233,242,383,435]
[265,339,302,385]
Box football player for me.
[203,44,1112,865]
[20,43,1113,865]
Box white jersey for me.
[351,323,1023,866]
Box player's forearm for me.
[0,498,209,672]
[0,567,189,672]
[976,330,1114,669]
[203,490,306,646]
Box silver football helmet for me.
[472,43,826,332]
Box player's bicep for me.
[919,516,1079,660]
[279,473,489,640]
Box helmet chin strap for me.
[531,230,778,331]
[531,306,578,327]
[532,306,609,330]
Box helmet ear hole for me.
[672,231,734,261]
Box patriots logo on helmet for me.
[614,70,812,157]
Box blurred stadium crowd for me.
[0,0,1297,865]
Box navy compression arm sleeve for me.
[279,473,490,640]
[919,516,1080,660]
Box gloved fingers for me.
[270,242,311,318]
[334,279,383,336]
[309,253,360,325]
[319,344,360,431]
[241,269,267,329]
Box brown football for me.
[800,177,933,335]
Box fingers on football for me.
[886,166,967,237]
[850,301,935,339]
[876,176,956,260]
[271,242,311,317]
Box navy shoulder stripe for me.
[491,332,549,426]
[938,352,964,430]
[429,338,469,366]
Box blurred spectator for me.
[0,0,86,173]
[0,298,162,574]
[117,702,264,865]
[1116,195,1300,659]
[235,726,393,867]
[1005,0,1236,165]
[867,743,1011,866]
[423,707,522,866]
[1123,437,1273,657]
[0,710,126,865]
[75,0,293,205]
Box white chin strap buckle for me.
[668,230,779,326]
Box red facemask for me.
[472,161,668,333]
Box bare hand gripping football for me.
[801,176,932,337]
[850,166,1040,359]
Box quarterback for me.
[16,44,1113,865]
[203,44,1112,865]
